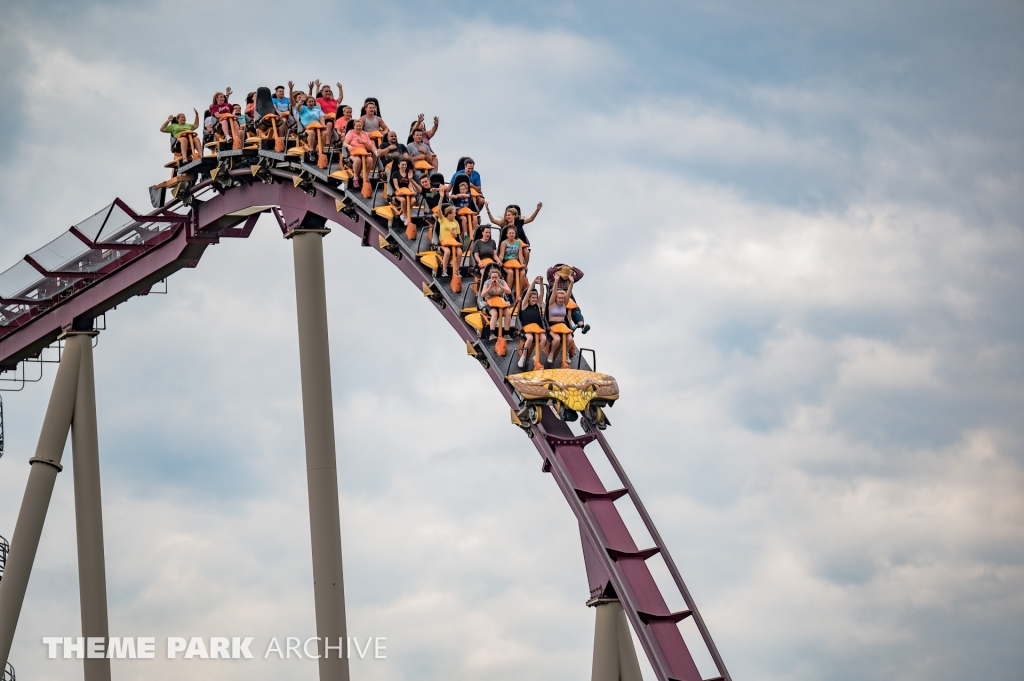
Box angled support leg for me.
[68,332,111,681]
[592,599,644,681]
[0,338,83,672]
[583,524,643,681]
[290,227,349,681]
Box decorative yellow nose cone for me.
[507,369,619,412]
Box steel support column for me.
[290,229,349,681]
[0,338,83,672]
[68,332,111,681]
[591,599,643,681]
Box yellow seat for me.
[441,237,462,247]
[350,147,372,156]
[503,260,524,269]
[522,323,545,334]
[329,169,352,181]
[414,160,433,170]
[457,207,476,215]
[396,187,416,196]
[487,297,510,309]
[566,300,578,310]
[477,258,495,268]
[549,323,572,334]
[374,206,397,219]
[470,188,481,196]
[369,131,384,141]
[216,113,234,121]
[418,251,440,269]
[305,121,325,130]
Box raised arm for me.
[522,201,543,224]
[336,82,344,102]
[485,202,501,224]
[224,86,233,102]
[427,115,439,139]
[288,80,295,101]
[521,276,542,306]
[192,108,199,127]
[159,115,173,133]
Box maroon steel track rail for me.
[0,174,731,681]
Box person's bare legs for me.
[547,334,561,363]
[219,119,232,141]
[518,334,534,367]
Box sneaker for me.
[582,324,591,334]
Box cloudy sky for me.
[1,1,1022,680]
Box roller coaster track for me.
[0,162,731,681]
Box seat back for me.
[254,86,275,119]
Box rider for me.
[545,278,574,364]
[547,264,589,334]
[209,88,235,142]
[315,80,343,144]
[160,109,201,163]
[486,202,543,252]
[517,276,548,369]
[438,204,463,278]
[479,266,512,342]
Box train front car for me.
[509,367,618,428]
